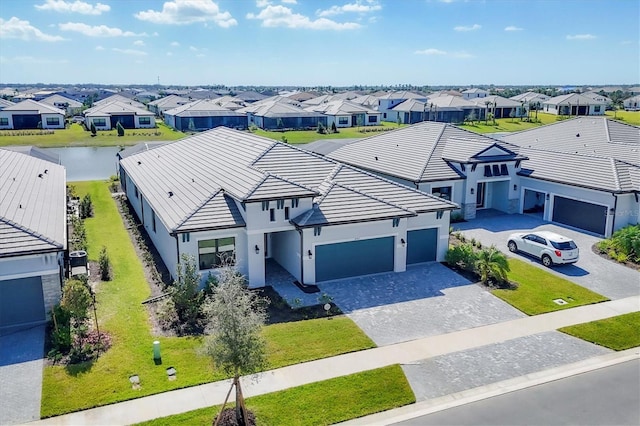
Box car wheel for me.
[542,255,553,267]
[508,241,517,253]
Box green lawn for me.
[41,181,374,418]
[137,365,415,426]
[253,121,405,144]
[0,122,184,148]
[606,110,640,126]
[491,258,609,315]
[559,312,640,351]
[458,112,559,134]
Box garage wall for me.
[614,193,640,232]
[41,273,62,317]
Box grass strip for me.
[559,312,640,351]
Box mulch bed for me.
[590,244,640,271]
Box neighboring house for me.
[163,99,247,131]
[210,95,245,111]
[0,99,65,130]
[623,95,640,111]
[94,94,146,110]
[235,90,269,103]
[0,149,66,329]
[304,100,381,127]
[147,95,191,116]
[301,94,340,106]
[510,92,550,109]
[3,145,61,164]
[582,91,613,106]
[239,99,327,130]
[328,118,639,237]
[0,98,16,110]
[351,95,380,110]
[118,127,456,287]
[461,88,489,99]
[287,91,319,102]
[134,91,160,103]
[392,99,428,124]
[542,93,607,116]
[40,94,83,117]
[471,95,526,119]
[84,100,156,130]
[377,91,428,123]
[424,95,486,123]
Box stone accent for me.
[462,203,477,220]
[41,273,62,317]
[508,198,520,214]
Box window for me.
[46,117,60,126]
[314,226,322,236]
[284,207,290,220]
[151,210,156,232]
[432,186,452,201]
[139,117,151,125]
[368,115,378,123]
[93,118,106,127]
[594,105,601,113]
[181,233,191,242]
[269,208,275,222]
[500,164,509,175]
[276,199,284,209]
[492,164,501,176]
[0,118,8,126]
[484,165,492,177]
[198,237,235,270]
[392,218,400,227]
[383,113,387,118]
[262,201,270,211]
[338,117,349,125]
[291,198,299,208]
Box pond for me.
[43,146,121,182]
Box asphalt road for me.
[395,359,640,426]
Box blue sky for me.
[0,0,638,86]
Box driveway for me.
[271,262,525,346]
[0,325,46,425]
[454,213,640,300]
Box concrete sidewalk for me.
[32,295,639,426]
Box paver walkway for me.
[31,295,639,426]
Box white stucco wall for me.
[86,115,112,130]
[613,193,639,232]
[41,113,65,129]
[270,230,301,281]
[135,115,156,129]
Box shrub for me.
[317,122,326,134]
[451,212,464,223]
[98,246,111,281]
[90,122,96,136]
[48,304,72,360]
[475,246,510,287]
[445,243,477,272]
[70,216,87,252]
[79,194,93,218]
[116,121,125,137]
[108,175,120,193]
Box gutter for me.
[296,227,305,285]
[611,194,618,236]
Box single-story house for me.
[391,99,429,124]
[582,91,613,106]
[328,118,639,237]
[40,94,83,117]
[84,100,156,130]
[0,98,16,110]
[94,94,146,110]
[377,91,428,123]
[0,148,66,329]
[163,100,248,131]
[301,94,341,106]
[239,99,327,130]
[542,93,607,116]
[471,95,526,119]
[462,88,489,99]
[118,127,457,287]
[509,92,550,109]
[423,95,486,123]
[304,100,382,127]
[147,95,191,116]
[0,99,65,130]
[623,95,640,111]
[351,95,380,110]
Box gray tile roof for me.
[147,94,190,108]
[40,94,82,108]
[239,100,325,118]
[441,139,525,163]
[121,127,456,233]
[3,145,61,164]
[117,141,169,159]
[0,149,66,257]
[3,99,65,115]
[84,100,154,117]
[94,94,145,109]
[543,93,606,106]
[470,95,522,108]
[391,99,426,112]
[425,95,481,110]
[304,100,379,115]
[0,98,15,110]
[164,99,246,117]
[510,92,550,104]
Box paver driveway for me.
[0,325,46,425]
[454,212,640,300]
[271,262,525,346]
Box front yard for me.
[41,181,375,417]
[559,312,640,351]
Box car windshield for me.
[550,240,577,250]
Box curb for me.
[338,348,640,425]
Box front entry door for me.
[476,182,486,208]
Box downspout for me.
[174,233,180,275]
[611,194,618,236]
[296,227,305,284]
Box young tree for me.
[188,118,196,132]
[90,122,97,136]
[116,121,125,137]
[98,246,111,281]
[475,246,510,287]
[202,268,267,426]
[61,278,92,356]
[317,121,326,134]
[331,121,338,133]
[276,118,284,129]
[171,254,207,333]
[79,194,93,218]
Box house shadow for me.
[0,325,46,367]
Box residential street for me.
[394,359,640,426]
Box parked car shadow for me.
[552,264,590,277]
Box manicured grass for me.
[559,312,640,351]
[137,365,415,426]
[491,258,609,315]
[0,122,184,148]
[458,113,558,134]
[253,121,405,144]
[41,182,375,417]
[606,110,640,126]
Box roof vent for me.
[44,169,48,174]
[137,161,142,165]
[168,191,173,197]
[576,133,580,137]
[19,204,22,208]
[38,173,43,178]
[191,178,195,182]
[375,156,378,161]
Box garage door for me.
[0,277,45,328]
[407,228,438,264]
[315,236,394,282]
[552,196,607,235]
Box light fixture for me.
[470,188,475,195]
[546,193,550,200]
[401,238,406,247]
[609,208,615,215]
[255,244,260,254]
[308,250,313,259]
[513,184,518,191]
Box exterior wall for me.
[270,230,301,281]
[139,194,180,280]
[135,115,156,129]
[612,193,639,232]
[407,211,451,262]
[0,111,13,129]
[164,114,177,130]
[41,113,65,129]
[86,115,112,130]
[41,273,62,317]
[459,162,521,218]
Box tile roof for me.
[147,94,190,108]
[391,99,426,112]
[470,95,522,108]
[304,100,379,115]
[510,92,550,103]
[2,99,65,115]
[84,100,154,116]
[163,99,245,117]
[239,100,325,118]
[40,94,83,108]
[543,93,606,106]
[425,95,481,109]
[94,94,145,109]
[0,149,66,257]
[120,127,456,233]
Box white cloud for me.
[247,5,361,30]
[504,25,523,31]
[170,41,180,46]
[189,45,198,51]
[95,45,104,50]
[281,0,297,3]
[35,0,110,15]
[454,24,481,31]
[415,48,446,55]
[166,51,173,56]
[256,0,270,7]
[1,55,68,64]
[112,48,148,56]
[59,22,147,37]
[0,17,65,41]
[566,34,596,40]
[135,0,237,27]
[317,1,382,17]
[133,40,145,46]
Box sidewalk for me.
[32,295,639,425]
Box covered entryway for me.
[315,236,394,282]
[552,196,607,235]
[407,228,438,264]
[523,189,546,217]
[12,114,41,130]
[0,277,45,328]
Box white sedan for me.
[507,231,579,267]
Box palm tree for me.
[474,246,510,286]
